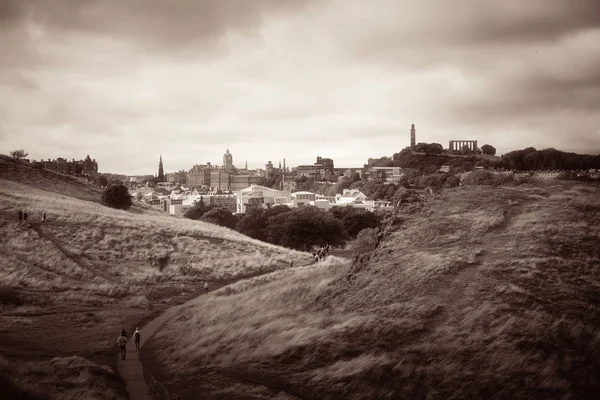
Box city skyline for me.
[1,0,599,175]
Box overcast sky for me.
[1,0,599,175]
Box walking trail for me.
[116,262,315,400]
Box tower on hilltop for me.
[223,148,233,171]
[158,155,165,182]
[410,124,416,149]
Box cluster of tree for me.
[101,184,133,210]
[499,147,600,171]
[185,202,382,251]
[481,144,497,155]
[414,142,444,155]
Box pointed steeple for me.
[158,155,165,182]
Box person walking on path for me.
[117,331,128,360]
[204,281,209,293]
[23,211,28,222]
[18,210,23,222]
[42,212,47,223]
[133,327,141,351]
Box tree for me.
[353,228,379,254]
[183,199,215,220]
[266,206,348,251]
[200,208,237,229]
[481,144,496,155]
[235,208,267,241]
[10,149,28,160]
[101,184,133,210]
[98,175,108,188]
[340,209,380,237]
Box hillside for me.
[0,155,102,202]
[0,178,313,399]
[150,182,600,399]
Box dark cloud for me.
[1,0,320,53]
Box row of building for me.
[26,155,99,176]
[131,185,382,218]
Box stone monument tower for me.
[223,149,233,171]
[410,124,416,149]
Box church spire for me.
[158,155,165,182]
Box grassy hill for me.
[0,169,312,399]
[150,182,600,399]
[0,155,102,202]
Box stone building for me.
[449,140,478,152]
[31,155,98,176]
[296,156,335,181]
[223,149,233,171]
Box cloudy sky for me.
[1,0,599,174]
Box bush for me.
[353,228,379,254]
[461,171,514,187]
[200,207,237,229]
[235,208,266,241]
[101,184,133,210]
[340,209,380,237]
[266,206,349,251]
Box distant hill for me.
[0,154,102,202]
[152,183,600,399]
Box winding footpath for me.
[116,262,316,400]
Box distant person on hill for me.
[18,209,23,222]
[117,331,128,360]
[23,211,28,222]
[204,281,209,293]
[290,259,293,267]
[133,327,141,351]
[42,212,47,223]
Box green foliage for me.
[353,228,379,254]
[499,147,600,171]
[183,200,215,220]
[101,184,133,210]
[10,149,28,160]
[461,170,514,187]
[266,206,349,251]
[97,175,108,187]
[481,144,496,155]
[235,209,267,241]
[200,207,237,229]
[340,209,380,238]
[415,142,444,155]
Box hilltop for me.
[0,155,103,202]
[0,175,312,399]
[150,182,600,399]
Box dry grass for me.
[152,182,600,399]
[0,355,125,400]
[0,175,312,399]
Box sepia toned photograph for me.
[1,1,599,399]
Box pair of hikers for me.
[17,210,46,222]
[117,327,141,360]
[17,210,28,222]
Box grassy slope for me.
[0,169,312,399]
[0,155,102,202]
[152,182,600,400]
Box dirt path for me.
[117,262,315,400]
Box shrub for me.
[353,228,379,254]
[200,207,237,229]
[461,170,513,187]
[266,206,349,251]
[101,184,132,210]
